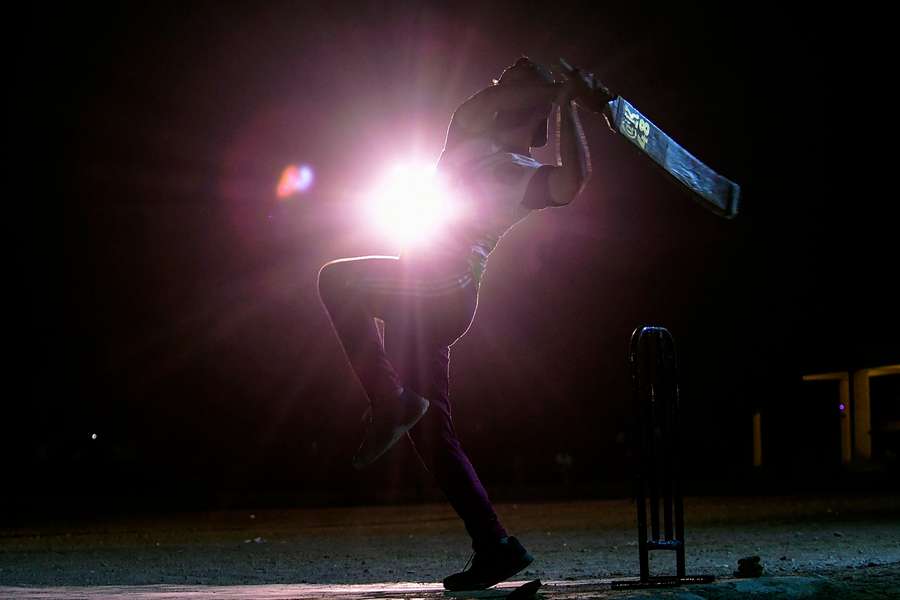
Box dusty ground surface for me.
[1,496,899,597]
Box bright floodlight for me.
[368,163,458,247]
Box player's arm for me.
[452,82,561,135]
[545,78,591,206]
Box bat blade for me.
[606,97,741,218]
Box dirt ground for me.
[1,496,899,595]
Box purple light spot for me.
[297,164,314,192]
[276,164,315,199]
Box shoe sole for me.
[352,397,429,470]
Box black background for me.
[8,1,897,513]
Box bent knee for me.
[317,260,348,305]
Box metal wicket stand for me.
[612,326,714,589]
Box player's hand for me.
[556,72,589,106]
[558,58,613,113]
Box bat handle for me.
[559,57,616,117]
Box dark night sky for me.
[9,2,897,507]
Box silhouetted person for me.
[318,57,606,590]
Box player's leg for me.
[317,256,405,403]
[392,332,533,590]
[319,257,468,468]
[317,256,430,467]
[399,345,507,543]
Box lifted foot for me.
[352,388,429,469]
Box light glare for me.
[368,163,458,247]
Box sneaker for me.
[351,388,429,469]
[443,536,534,591]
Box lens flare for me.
[367,163,458,246]
[277,164,314,199]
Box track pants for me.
[317,255,507,550]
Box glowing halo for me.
[366,162,459,247]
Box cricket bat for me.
[559,58,741,219]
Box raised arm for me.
[545,78,592,206]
